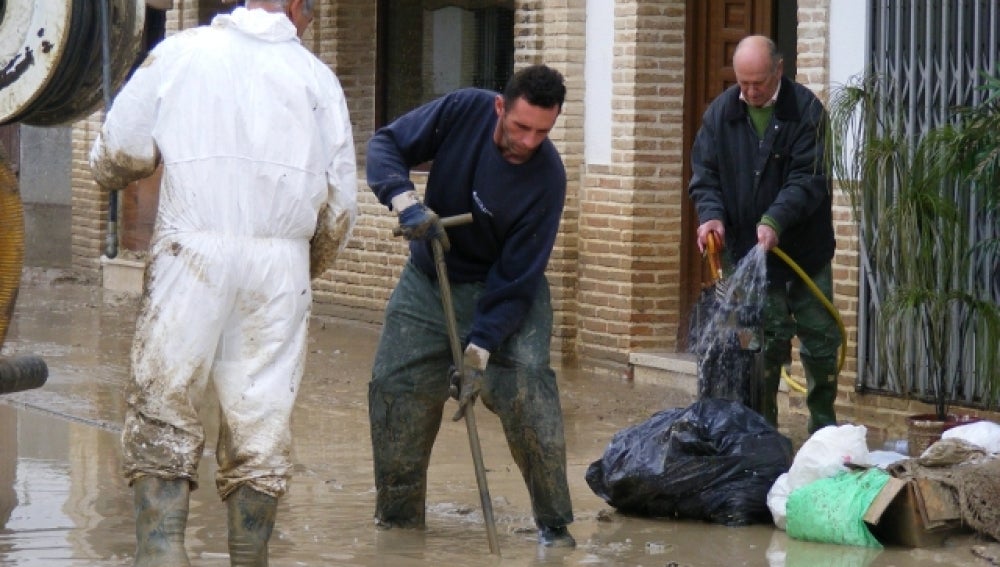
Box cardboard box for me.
[863,476,968,547]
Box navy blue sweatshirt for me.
[367,88,567,352]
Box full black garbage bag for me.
[585,398,793,526]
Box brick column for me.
[576,0,687,371]
[70,115,106,278]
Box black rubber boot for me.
[133,476,191,567]
[537,524,576,548]
[226,486,278,567]
[369,385,442,530]
[802,355,839,433]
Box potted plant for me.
[828,71,1000,454]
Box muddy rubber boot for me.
[133,476,191,567]
[803,355,839,434]
[226,486,278,567]
[537,524,576,548]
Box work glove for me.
[392,191,449,250]
[449,344,490,421]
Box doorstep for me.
[100,255,145,294]
[628,350,698,396]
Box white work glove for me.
[450,344,490,421]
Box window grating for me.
[378,0,515,125]
[857,0,1000,407]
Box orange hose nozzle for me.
[705,231,723,284]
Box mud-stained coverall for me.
[89,8,357,500]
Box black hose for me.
[0,356,48,395]
[8,0,95,125]
[13,0,143,127]
[98,0,118,259]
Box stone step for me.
[628,351,698,396]
[100,255,144,294]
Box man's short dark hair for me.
[503,64,566,111]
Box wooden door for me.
[678,0,773,348]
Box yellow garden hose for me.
[0,147,49,395]
[781,367,808,394]
[770,246,848,394]
[0,148,24,347]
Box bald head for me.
[733,35,783,108]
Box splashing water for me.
[690,246,769,407]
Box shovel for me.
[394,212,501,555]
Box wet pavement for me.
[0,268,997,566]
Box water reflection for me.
[766,530,881,567]
[0,404,132,565]
[0,406,16,555]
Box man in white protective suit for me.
[89,1,357,565]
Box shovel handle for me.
[428,217,500,556]
[392,212,473,237]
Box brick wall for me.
[310,0,403,324]
[524,1,587,358]
[576,0,687,373]
[70,115,105,277]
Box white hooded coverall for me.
[89,8,357,500]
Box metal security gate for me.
[856,0,1000,405]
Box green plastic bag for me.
[786,468,890,548]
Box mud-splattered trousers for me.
[369,261,573,530]
[121,232,312,500]
[759,263,842,433]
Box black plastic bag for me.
[585,398,793,526]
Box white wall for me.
[829,0,868,182]
[584,0,613,165]
[829,0,867,89]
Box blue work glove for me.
[398,202,441,241]
[449,344,489,421]
[391,191,450,250]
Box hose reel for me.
[0,1,144,393]
[0,0,144,126]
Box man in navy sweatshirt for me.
[366,64,574,548]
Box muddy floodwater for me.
[0,269,997,566]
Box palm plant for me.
[828,70,1000,420]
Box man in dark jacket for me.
[366,64,575,547]
[688,35,840,433]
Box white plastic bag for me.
[786,424,870,492]
[767,424,871,530]
[767,472,791,530]
[941,420,1000,453]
